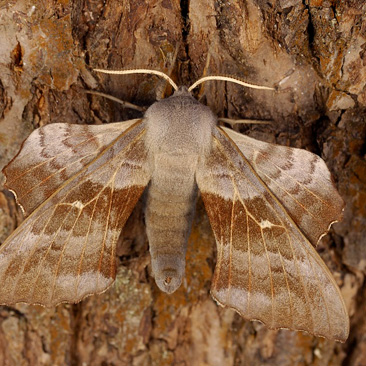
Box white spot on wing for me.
[260,220,275,229]
[71,201,85,210]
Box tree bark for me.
[0,0,365,365]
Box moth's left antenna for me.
[94,68,179,91]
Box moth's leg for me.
[218,117,272,125]
[156,42,181,100]
[195,51,212,101]
[83,90,146,112]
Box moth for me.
[0,69,349,342]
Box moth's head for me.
[148,85,201,108]
[154,268,182,294]
[143,88,217,155]
[170,85,191,96]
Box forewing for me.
[0,120,150,306]
[196,127,349,342]
[222,127,344,246]
[3,119,140,215]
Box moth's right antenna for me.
[94,68,179,91]
[188,75,275,92]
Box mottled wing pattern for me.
[222,127,344,246]
[0,120,150,306]
[3,119,140,215]
[196,127,349,342]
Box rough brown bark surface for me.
[0,0,365,365]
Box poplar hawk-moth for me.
[0,70,349,342]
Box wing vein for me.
[75,199,98,297]
[30,205,78,301]
[61,134,144,205]
[50,207,84,303]
[227,182,236,302]
[277,246,294,327]
[260,226,275,325]
[287,229,315,333]
[10,204,69,299]
[246,206,251,314]
[16,151,98,202]
[96,182,114,292]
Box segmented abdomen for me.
[145,154,198,293]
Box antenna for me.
[93,68,275,94]
[188,75,275,92]
[93,68,179,91]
